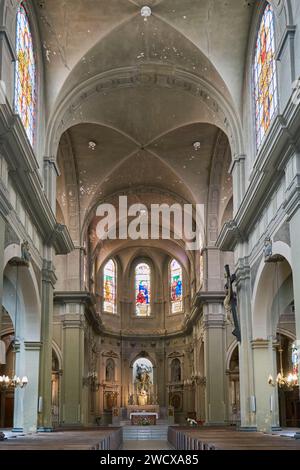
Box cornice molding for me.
[0,178,12,219]
[217,96,300,251]
[0,104,74,255]
[275,25,297,61]
[54,291,103,334]
[0,27,17,61]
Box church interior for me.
[1,0,300,451]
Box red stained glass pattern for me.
[15,3,36,146]
[254,4,277,150]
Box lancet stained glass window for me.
[170,259,183,314]
[103,259,116,313]
[254,3,277,150]
[135,263,151,316]
[15,3,36,146]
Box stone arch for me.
[226,340,239,371]
[252,242,292,339]
[46,66,244,162]
[2,244,41,432]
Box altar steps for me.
[123,425,169,441]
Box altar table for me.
[130,412,159,425]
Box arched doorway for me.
[0,309,15,428]
[2,248,41,432]
[51,349,61,428]
[276,319,299,427]
[251,246,297,431]
[227,345,240,426]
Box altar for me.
[127,405,160,420]
[130,412,159,425]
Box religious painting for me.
[170,259,183,314]
[169,392,182,411]
[103,259,116,313]
[104,391,117,411]
[135,263,151,316]
[15,3,36,146]
[171,358,181,383]
[254,3,277,150]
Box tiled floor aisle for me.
[122,440,173,450]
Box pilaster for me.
[251,339,279,432]
[61,304,85,427]
[236,262,256,431]
[38,258,57,431]
[203,302,226,424]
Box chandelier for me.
[0,375,28,391]
[276,343,299,390]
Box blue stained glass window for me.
[170,259,183,314]
[135,263,151,316]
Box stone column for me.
[38,258,57,431]
[23,342,41,433]
[236,263,257,430]
[61,304,85,426]
[13,341,41,433]
[251,339,279,432]
[203,302,226,424]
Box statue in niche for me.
[21,241,31,265]
[171,358,181,383]
[105,358,115,383]
[136,362,152,393]
[264,237,273,261]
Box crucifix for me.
[224,265,241,343]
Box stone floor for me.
[122,440,173,450]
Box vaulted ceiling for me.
[49,0,249,249]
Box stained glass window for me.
[292,343,299,384]
[170,259,183,314]
[254,3,277,150]
[135,263,151,316]
[103,259,116,313]
[15,3,36,146]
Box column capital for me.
[43,157,60,177]
[42,260,57,287]
[24,341,42,351]
[229,154,246,174]
[62,314,85,329]
[251,339,269,350]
